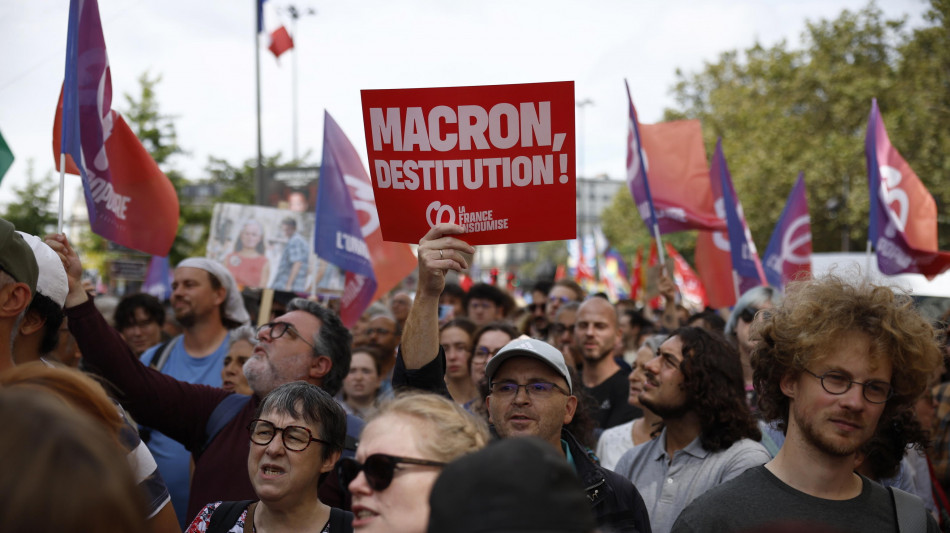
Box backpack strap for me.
[198,394,253,457]
[147,337,178,371]
[890,486,929,533]
[328,507,353,531]
[207,500,255,533]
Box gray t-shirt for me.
[671,464,939,533]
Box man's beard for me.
[640,394,691,420]
[794,404,869,457]
[176,308,197,328]
[582,346,612,364]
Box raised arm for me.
[400,223,474,369]
[45,234,226,446]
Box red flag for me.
[696,230,736,309]
[646,241,664,310]
[666,242,707,310]
[630,247,643,303]
[638,120,726,233]
[268,26,294,58]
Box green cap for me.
[0,218,39,296]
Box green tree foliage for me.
[2,160,57,236]
[663,2,950,252]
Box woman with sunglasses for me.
[724,286,783,410]
[339,392,489,533]
[186,381,351,533]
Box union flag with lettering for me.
[53,0,178,255]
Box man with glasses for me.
[46,233,362,524]
[672,276,942,532]
[397,223,651,533]
[614,327,770,533]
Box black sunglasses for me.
[337,454,446,491]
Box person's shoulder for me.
[673,466,769,529]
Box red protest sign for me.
[360,82,576,245]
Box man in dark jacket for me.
[396,223,651,533]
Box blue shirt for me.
[140,334,230,529]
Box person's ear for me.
[18,309,46,336]
[309,355,332,381]
[780,371,798,400]
[563,395,578,426]
[485,395,494,424]
[0,284,32,318]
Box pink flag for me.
[866,99,950,278]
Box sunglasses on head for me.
[337,453,446,492]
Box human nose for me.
[644,356,662,374]
[264,431,286,455]
[838,383,867,410]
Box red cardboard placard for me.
[360,81,576,245]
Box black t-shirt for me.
[672,465,939,533]
[583,368,641,431]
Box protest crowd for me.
[2,210,950,533]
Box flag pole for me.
[58,156,65,233]
[255,0,264,205]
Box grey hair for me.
[256,381,346,461]
[640,334,668,353]
[724,286,784,338]
[286,298,352,396]
[229,324,257,345]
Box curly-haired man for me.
[614,326,770,533]
[673,275,942,532]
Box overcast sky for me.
[0,0,929,214]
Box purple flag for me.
[710,140,766,294]
[624,80,660,234]
[763,172,812,291]
[314,111,377,327]
[866,99,950,278]
[143,255,172,300]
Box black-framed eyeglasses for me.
[528,302,546,313]
[738,306,760,324]
[256,321,316,350]
[490,381,569,398]
[803,369,894,404]
[337,454,446,491]
[247,419,328,452]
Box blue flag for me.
[314,111,378,326]
[763,173,811,291]
[711,140,766,294]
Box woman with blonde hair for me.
[338,391,490,533]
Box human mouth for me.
[260,464,286,478]
[352,505,379,527]
[222,380,235,391]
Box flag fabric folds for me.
[763,172,812,291]
[711,139,766,295]
[315,111,416,327]
[54,0,178,256]
[268,26,294,58]
[0,128,13,183]
[666,242,708,310]
[865,99,950,278]
[625,81,725,235]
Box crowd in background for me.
[2,216,950,533]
